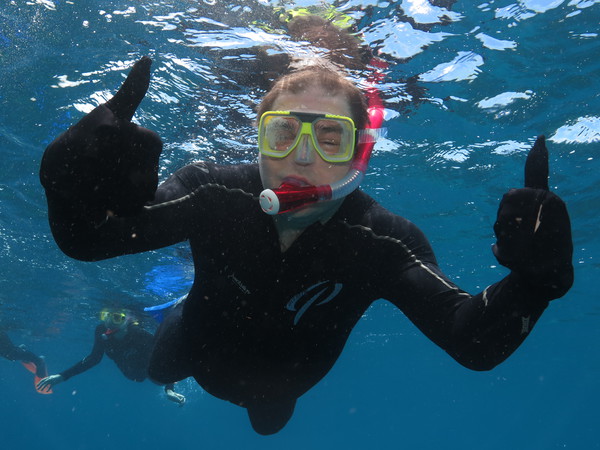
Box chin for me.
[282,198,343,225]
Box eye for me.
[315,120,343,153]
[266,117,300,150]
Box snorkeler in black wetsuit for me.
[0,330,48,380]
[39,56,572,435]
[36,309,185,405]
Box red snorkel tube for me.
[259,58,387,215]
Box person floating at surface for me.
[1,329,51,394]
[39,55,573,434]
[36,309,186,405]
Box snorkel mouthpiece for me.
[102,328,119,340]
[260,183,332,215]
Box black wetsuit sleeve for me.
[0,330,23,360]
[43,162,219,261]
[0,331,44,368]
[59,325,105,381]
[384,258,547,371]
[360,206,554,371]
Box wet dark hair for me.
[256,66,369,130]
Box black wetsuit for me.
[59,323,169,387]
[42,161,570,433]
[0,330,47,377]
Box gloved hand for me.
[493,136,573,299]
[165,386,186,406]
[39,56,162,217]
[36,373,64,393]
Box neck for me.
[109,326,128,340]
[272,198,343,251]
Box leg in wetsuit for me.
[0,330,47,377]
[246,399,297,435]
[149,302,298,434]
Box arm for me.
[0,331,47,376]
[0,331,26,361]
[44,171,207,261]
[39,57,176,261]
[36,325,107,393]
[384,259,551,371]
[383,136,572,370]
[59,326,106,381]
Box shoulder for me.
[126,325,154,347]
[153,162,261,203]
[173,162,260,188]
[93,324,107,343]
[129,324,152,338]
[337,190,436,263]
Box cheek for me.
[259,155,278,188]
[318,162,352,183]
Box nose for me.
[293,135,316,165]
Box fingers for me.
[36,379,50,391]
[106,56,153,121]
[36,374,61,391]
[524,135,549,190]
[166,392,185,404]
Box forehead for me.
[270,86,352,118]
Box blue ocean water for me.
[1,0,599,448]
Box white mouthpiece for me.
[259,189,280,215]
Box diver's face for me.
[259,86,353,221]
[105,318,126,330]
[103,312,129,336]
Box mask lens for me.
[260,115,301,157]
[312,118,354,161]
[111,313,126,324]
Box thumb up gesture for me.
[492,136,573,299]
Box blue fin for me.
[144,295,187,323]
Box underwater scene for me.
[1,0,599,448]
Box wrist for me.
[511,263,573,301]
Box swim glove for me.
[492,136,573,299]
[40,56,162,217]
